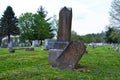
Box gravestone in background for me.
[1,44,8,48]
[25,47,34,51]
[114,47,119,52]
[8,41,15,53]
[19,43,25,47]
[32,40,39,47]
[44,39,55,50]
[48,6,86,70]
[8,41,13,48]
[9,48,15,53]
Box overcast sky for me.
[0,0,113,35]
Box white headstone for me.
[8,41,13,48]
[44,39,55,50]
[114,47,119,52]
[32,40,39,47]
[19,43,25,47]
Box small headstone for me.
[9,48,15,53]
[8,42,13,48]
[92,44,97,48]
[25,47,34,51]
[19,43,25,47]
[44,39,55,50]
[32,40,39,47]
[114,47,119,52]
[1,44,8,48]
[12,41,16,47]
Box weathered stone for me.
[53,41,86,70]
[44,39,55,50]
[57,7,72,41]
[48,49,63,65]
[48,7,86,70]
[48,41,69,65]
[53,41,69,49]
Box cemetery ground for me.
[0,46,120,80]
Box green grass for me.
[0,46,120,80]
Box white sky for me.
[0,0,113,35]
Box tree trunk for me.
[30,41,32,46]
[40,40,42,45]
[8,34,11,43]
[0,39,2,46]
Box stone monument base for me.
[48,41,86,70]
[48,49,63,65]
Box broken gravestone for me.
[48,6,86,70]
[57,7,72,41]
[53,41,86,70]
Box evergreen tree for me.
[0,6,19,43]
[33,13,54,45]
[37,6,48,18]
[0,19,4,45]
[37,6,54,44]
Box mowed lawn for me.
[0,46,120,80]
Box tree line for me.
[1,0,120,46]
[0,6,57,46]
[71,0,120,44]
[71,27,120,44]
